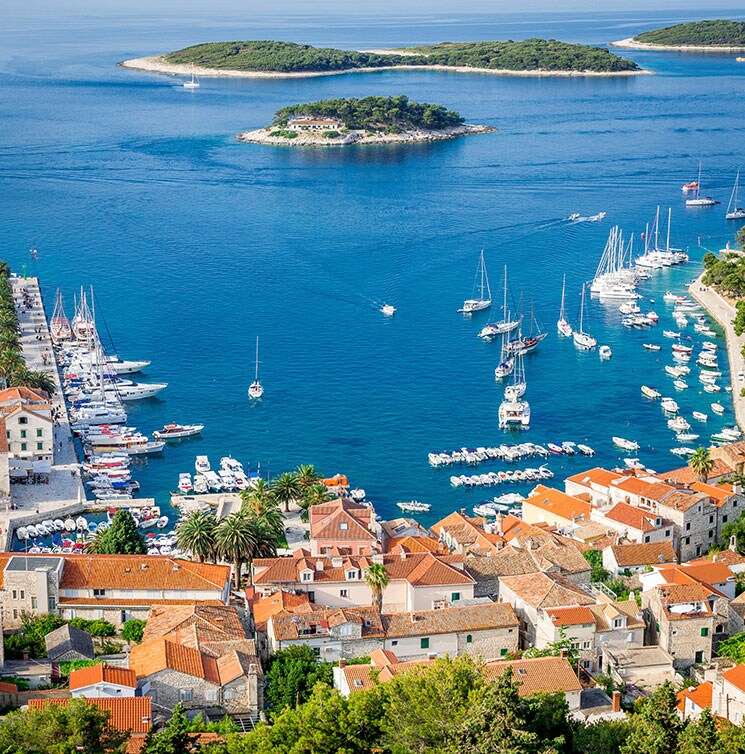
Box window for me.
[582,660,591,669]
[93,588,106,597]
[421,638,430,649]
[391,640,398,646]
[466,634,473,644]
[20,430,26,439]
[307,591,315,603]
[709,530,715,539]
[500,647,507,656]
[701,627,709,637]
[36,429,43,437]
[451,592,461,602]
[354,680,363,687]
[582,641,591,649]
[37,442,43,450]
[709,515,714,524]
[19,590,24,600]
[12,609,17,620]
[665,529,671,537]
[179,689,193,702]
[340,522,348,531]
[20,443,26,451]
[724,515,729,523]
[11,590,16,600]
[340,589,348,598]
[18,417,27,425]
[686,522,691,531]
[684,536,690,545]
[695,651,704,664]
[644,536,650,543]
[346,570,356,580]
[205,689,218,702]
[301,571,312,582]
[613,618,623,629]
[31,597,37,610]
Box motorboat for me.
[396,500,431,513]
[577,444,595,456]
[53,519,65,531]
[15,527,28,541]
[458,250,492,313]
[663,331,681,339]
[567,213,581,221]
[599,345,612,359]
[641,385,661,399]
[681,181,699,193]
[661,398,679,413]
[156,516,169,529]
[248,336,264,399]
[613,437,640,451]
[195,455,210,473]
[671,447,695,456]
[153,423,204,440]
[692,411,708,422]
[712,403,725,415]
[64,518,76,531]
[350,488,366,501]
[75,516,89,531]
[704,384,721,393]
[381,304,396,317]
[673,379,688,390]
[677,433,700,442]
[643,343,661,351]
[672,344,692,354]
[667,417,691,432]
[178,473,193,493]
[193,475,208,494]
[665,365,684,378]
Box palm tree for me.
[296,464,322,499]
[11,369,55,395]
[272,471,301,512]
[243,517,279,584]
[302,482,332,509]
[688,447,715,483]
[241,481,284,538]
[364,563,389,612]
[216,512,257,590]
[175,511,217,563]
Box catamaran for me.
[557,274,572,337]
[50,289,72,342]
[458,250,492,314]
[479,266,519,337]
[183,63,200,89]
[573,284,597,350]
[685,162,717,207]
[248,336,264,399]
[726,170,745,220]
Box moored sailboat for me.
[50,289,72,342]
[557,274,572,337]
[458,250,492,314]
[248,336,264,400]
[573,284,596,350]
[685,162,718,207]
[726,170,745,220]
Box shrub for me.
[121,619,146,644]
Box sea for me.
[1,7,745,538]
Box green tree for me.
[9,369,56,395]
[688,447,715,483]
[241,480,284,540]
[295,463,321,498]
[176,510,217,563]
[271,471,301,512]
[573,719,631,754]
[264,645,334,712]
[4,612,66,659]
[0,698,129,753]
[69,617,116,650]
[715,630,745,662]
[583,549,610,581]
[621,681,684,754]
[87,510,146,554]
[142,703,192,754]
[721,516,745,555]
[216,512,256,589]
[121,618,147,644]
[364,563,389,612]
[678,708,721,754]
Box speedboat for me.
[668,417,691,432]
[195,455,210,473]
[64,518,76,531]
[643,343,661,351]
[663,331,680,339]
[193,475,208,494]
[577,444,595,456]
[671,447,695,456]
[704,384,721,393]
[153,423,204,440]
[156,516,169,529]
[567,213,581,221]
[350,488,366,501]
[673,379,688,390]
[396,500,431,513]
[381,304,396,317]
[178,473,193,493]
[693,411,708,422]
[712,403,725,415]
[661,398,679,413]
[677,433,700,442]
[75,516,89,531]
[641,385,661,399]
[599,345,612,359]
[613,437,639,451]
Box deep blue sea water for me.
[1,8,745,532]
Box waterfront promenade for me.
[689,273,745,431]
[0,277,85,547]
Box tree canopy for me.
[634,20,745,46]
[86,510,146,554]
[264,645,334,712]
[163,38,639,73]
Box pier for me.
[689,273,745,431]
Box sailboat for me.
[573,284,597,350]
[505,303,547,355]
[557,274,572,337]
[498,341,530,429]
[50,289,72,342]
[248,337,264,399]
[726,170,745,220]
[479,266,519,338]
[183,63,200,89]
[458,250,492,314]
[685,162,717,207]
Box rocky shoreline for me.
[612,37,745,52]
[119,55,650,79]
[236,123,495,147]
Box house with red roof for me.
[564,468,622,505]
[28,697,152,735]
[0,386,53,463]
[591,502,674,547]
[679,663,745,726]
[521,486,592,532]
[69,664,136,699]
[308,498,379,556]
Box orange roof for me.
[565,467,622,489]
[722,664,745,694]
[308,498,376,544]
[610,476,657,496]
[483,656,582,695]
[251,590,311,630]
[129,639,219,683]
[369,648,399,667]
[604,502,662,532]
[656,562,734,594]
[691,481,732,507]
[388,536,444,554]
[0,386,50,403]
[69,664,136,690]
[142,603,247,644]
[658,459,734,485]
[0,681,17,693]
[608,542,677,568]
[545,606,596,626]
[523,485,592,524]
[431,510,501,556]
[342,664,379,693]
[677,681,713,713]
[498,572,594,609]
[28,697,151,733]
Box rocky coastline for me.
[613,37,745,52]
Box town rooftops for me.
[69,663,136,691]
[309,498,376,543]
[270,605,383,642]
[545,606,596,626]
[380,518,430,540]
[483,656,582,695]
[430,510,501,556]
[523,485,592,523]
[142,603,247,644]
[722,663,745,694]
[654,561,735,596]
[658,459,734,486]
[603,502,667,532]
[677,681,713,714]
[498,571,594,609]
[251,590,312,631]
[388,536,445,555]
[656,583,713,619]
[381,602,518,638]
[565,467,622,489]
[0,386,50,404]
[28,697,152,734]
[608,541,677,568]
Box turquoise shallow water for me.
[1,9,744,535]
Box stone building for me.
[45,624,95,662]
[0,387,54,463]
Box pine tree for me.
[88,510,146,555]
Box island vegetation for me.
[159,38,640,74]
[634,19,745,47]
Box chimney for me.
[400,550,407,560]
[372,553,384,565]
[461,508,466,516]
[339,659,346,668]
[612,691,621,713]
[731,535,738,553]
[316,560,324,571]
[427,652,437,661]
[560,648,568,659]
[495,513,504,536]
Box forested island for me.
[121,38,644,78]
[614,20,745,51]
[236,96,494,147]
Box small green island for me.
[236,96,494,147]
[121,38,643,79]
[614,19,745,51]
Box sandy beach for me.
[689,273,745,431]
[237,123,494,147]
[613,37,745,52]
[120,55,651,79]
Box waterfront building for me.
[521,486,592,532]
[287,116,344,131]
[308,497,379,556]
[0,387,53,463]
[592,502,674,547]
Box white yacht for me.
[248,336,264,399]
[726,170,745,220]
[480,266,518,337]
[183,62,200,89]
[397,500,431,513]
[458,250,492,313]
[685,162,717,207]
[613,437,640,451]
[195,455,210,473]
[381,304,396,317]
[573,285,597,350]
[599,345,612,359]
[153,423,204,440]
[557,274,572,337]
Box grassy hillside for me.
[634,19,745,46]
[163,38,639,73]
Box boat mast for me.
[696,161,703,199]
[579,284,585,335]
[728,170,740,214]
[254,337,260,382]
[654,207,660,252]
[560,274,566,320]
[666,208,672,252]
[479,250,491,302]
[502,265,508,318]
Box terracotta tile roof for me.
[658,459,734,485]
[29,697,152,733]
[523,485,592,524]
[656,583,713,619]
[126,733,222,754]
[545,606,596,626]
[251,590,311,630]
[380,518,430,540]
[382,602,518,638]
[69,664,136,690]
[59,555,230,592]
[309,498,376,543]
[690,481,732,506]
[483,656,582,695]
[0,386,50,403]
[655,562,734,596]
[608,542,677,568]
[343,664,379,693]
[129,638,220,683]
[0,681,18,693]
[58,598,225,607]
[369,648,398,667]
[610,476,659,497]
[722,664,745,694]
[710,549,745,567]
[677,681,713,713]
[588,600,645,631]
[498,572,594,609]
[565,468,622,489]
[604,503,662,532]
[270,605,384,642]
[657,489,709,513]
[431,511,501,556]
[142,604,247,644]
[389,536,445,554]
